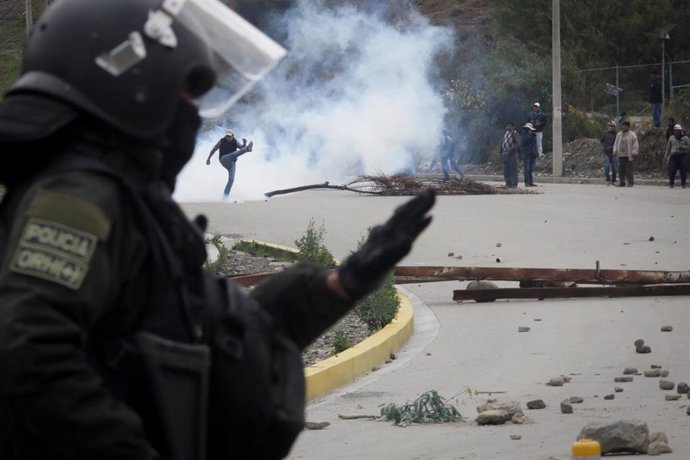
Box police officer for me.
[0,1,436,460]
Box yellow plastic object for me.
[572,438,601,458]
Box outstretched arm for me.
[206,140,221,165]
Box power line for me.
[579,60,690,72]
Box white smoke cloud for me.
[174,0,453,203]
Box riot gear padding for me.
[9,0,216,140]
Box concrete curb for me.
[304,291,414,401]
[236,239,416,402]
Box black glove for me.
[337,188,436,301]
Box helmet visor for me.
[181,0,287,118]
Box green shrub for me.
[203,235,231,275]
[355,272,400,332]
[331,329,353,355]
[294,218,336,266]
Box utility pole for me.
[552,0,563,176]
[25,0,33,37]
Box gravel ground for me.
[222,249,372,367]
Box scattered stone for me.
[456,255,463,260]
[475,409,511,425]
[371,366,380,372]
[385,359,392,364]
[659,380,675,391]
[660,325,673,332]
[623,367,638,375]
[527,399,546,410]
[644,369,661,377]
[633,338,645,347]
[660,370,670,378]
[648,236,655,241]
[664,394,681,401]
[687,406,690,416]
[677,382,689,394]
[518,327,530,332]
[604,394,615,400]
[615,387,624,393]
[304,421,330,430]
[648,441,673,455]
[636,345,652,354]
[615,376,633,383]
[512,413,525,424]
[547,377,565,387]
[569,396,584,404]
[496,243,502,247]
[510,434,522,440]
[389,352,397,360]
[496,257,502,263]
[578,420,649,455]
[447,252,455,257]
[649,432,668,444]
[560,400,573,414]
[650,364,662,369]
[426,352,431,356]
[476,400,523,418]
[534,318,542,321]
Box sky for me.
[174,0,454,203]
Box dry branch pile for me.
[265,175,534,197]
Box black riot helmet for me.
[9,0,215,140]
[6,0,286,141]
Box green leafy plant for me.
[356,272,400,332]
[331,329,353,355]
[294,218,336,266]
[203,235,232,275]
[379,390,463,426]
[352,231,400,332]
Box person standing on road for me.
[500,122,520,188]
[528,102,547,157]
[613,120,639,187]
[206,129,253,200]
[521,122,538,187]
[649,69,663,128]
[600,121,619,186]
[665,124,690,188]
[438,129,464,180]
[0,1,437,459]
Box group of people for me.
[600,116,689,189]
[499,102,548,188]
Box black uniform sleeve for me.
[248,262,354,350]
[0,171,155,460]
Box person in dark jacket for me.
[665,124,690,188]
[665,117,676,141]
[0,2,436,460]
[650,69,663,128]
[521,122,538,187]
[500,122,520,188]
[527,102,547,157]
[205,129,253,200]
[600,121,619,185]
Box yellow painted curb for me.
[304,291,414,401]
[236,239,415,401]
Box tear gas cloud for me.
[174,0,453,203]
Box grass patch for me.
[294,218,336,267]
[331,329,353,355]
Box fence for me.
[577,60,690,123]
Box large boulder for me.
[578,420,649,455]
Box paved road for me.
[181,183,690,460]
